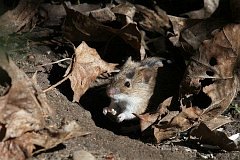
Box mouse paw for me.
[103,107,108,115]
[117,113,126,123]
[103,107,117,115]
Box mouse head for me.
[106,57,158,101]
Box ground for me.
[7,37,240,160]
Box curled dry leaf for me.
[153,107,202,143]
[153,24,240,146]
[134,5,170,33]
[64,41,117,102]
[0,53,89,160]
[190,123,240,151]
[0,0,39,36]
[0,60,54,141]
[64,3,145,58]
[64,2,114,42]
[111,3,136,23]
[138,97,173,132]
[182,0,219,19]
[180,24,240,121]
[168,16,228,54]
[90,7,116,23]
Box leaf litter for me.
[44,41,118,103]
[0,52,89,160]
[1,0,240,158]
[149,24,240,150]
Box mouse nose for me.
[107,87,120,97]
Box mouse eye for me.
[124,81,130,88]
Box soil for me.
[5,31,239,160]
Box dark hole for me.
[200,78,214,87]
[33,143,66,156]
[209,57,217,66]
[0,123,6,141]
[0,67,12,96]
[206,70,214,76]
[48,64,74,101]
[80,86,141,138]
[192,91,212,109]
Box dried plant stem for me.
[38,58,72,67]
[43,76,69,93]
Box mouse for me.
[103,57,171,122]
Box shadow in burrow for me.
[46,37,188,139]
[46,43,141,139]
[47,63,142,138]
[47,56,187,141]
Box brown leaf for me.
[0,121,90,159]
[65,41,117,102]
[64,3,114,42]
[0,0,39,36]
[138,113,160,132]
[168,16,228,53]
[167,15,189,48]
[182,0,219,19]
[180,24,240,121]
[111,3,136,22]
[190,123,240,151]
[118,23,144,59]
[0,53,88,159]
[90,7,116,23]
[138,97,173,132]
[159,24,240,143]
[153,107,202,143]
[134,5,170,33]
[31,121,90,155]
[0,60,53,141]
[205,115,233,130]
[64,3,145,59]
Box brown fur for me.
[104,57,167,122]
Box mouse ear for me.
[139,67,157,84]
[123,56,137,67]
[125,57,132,64]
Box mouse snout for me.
[107,87,120,97]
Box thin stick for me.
[43,76,69,93]
[37,58,72,67]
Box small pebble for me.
[73,150,96,160]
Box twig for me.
[43,76,69,92]
[37,58,72,67]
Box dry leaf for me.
[134,5,170,33]
[90,7,116,22]
[137,113,160,132]
[0,53,88,159]
[111,3,136,22]
[64,2,146,59]
[138,97,173,132]
[180,24,240,121]
[153,107,202,143]
[0,60,54,141]
[182,0,219,19]
[65,41,117,102]
[153,24,240,144]
[64,3,114,42]
[205,115,233,130]
[190,123,240,151]
[0,0,39,36]
[168,16,228,53]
